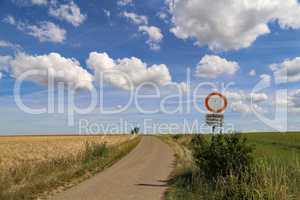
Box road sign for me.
[205,113,224,127]
[205,92,228,113]
[204,92,227,133]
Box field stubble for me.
[0,135,129,171]
[0,135,140,200]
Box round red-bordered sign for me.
[205,92,228,113]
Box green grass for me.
[0,137,141,200]
[245,133,300,198]
[246,133,300,161]
[163,132,300,200]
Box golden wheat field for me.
[0,135,131,171]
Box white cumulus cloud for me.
[167,0,300,51]
[0,40,21,50]
[0,55,13,72]
[9,53,93,90]
[3,15,16,25]
[231,101,251,113]
[275,89,300,113]
[122,12,148,25]
[86,52,172,90]
[270,56,300,83]
[249,69,256,76]
[196,55,239,78]
[3,16,66,43]
[250,92,268,103]
[225,91,268,103]
[259,74,272,85]
[117,0,133,6]
[26,21,66,43]
[11,0,47,6]
[225,91,268,113]
[31,0,47,5]
[121,11,163,51]
[49,1,87,27]
[103,9,111,18]
[178,82,189,93]
[139,25,163,50]
[289,89,300,112]
[157,11,168,21]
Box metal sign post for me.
[204,92,228,134]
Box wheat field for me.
[0,134,140,199]
[0,135,131,171]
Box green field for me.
[163,132,300,200]
[246,132,300,162]
[247,133,300,199]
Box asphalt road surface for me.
[51,136,175,200]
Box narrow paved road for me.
[51,136,175,200]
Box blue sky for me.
[0,0,300,134]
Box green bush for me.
[83,142,108,161]
[165,134,298,200]
[191,134,254,179]
[131,127,140,135]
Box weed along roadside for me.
[161,133,300,200]
[0,136,141,200]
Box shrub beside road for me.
[161,133,300,200]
